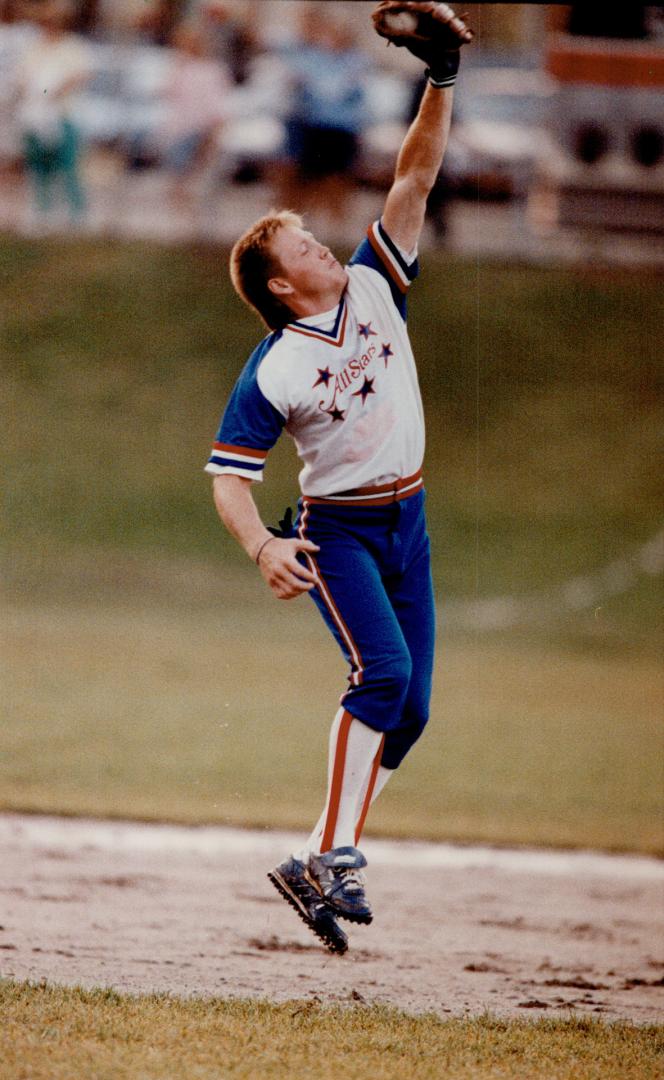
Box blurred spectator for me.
[157,20,229,225]
[199,1,254,85]
[69,0,99,36]
[279,8,368,228]
[16,0,91,228]
[132,0,187,47]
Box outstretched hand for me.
[372,2,473,86]
[257,537,320,600]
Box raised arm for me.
[381,83,453,254]
[212,474,320,600]
[372,1,472,252]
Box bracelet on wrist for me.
[254,535,276,566]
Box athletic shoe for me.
[307,846,373,924]
[267,856,348,955]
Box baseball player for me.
[205,3,472,954]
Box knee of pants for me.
[381,704,430,769]
[381,725,424,769]
[354,652,413,732]
[403,681,431,736]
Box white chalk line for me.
[2,814,662,882]
[444,526,664,632]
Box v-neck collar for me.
[286,295,348,348]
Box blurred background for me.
[0,0,663,255]
[2,2,663,854]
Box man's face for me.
[269,226,348,310]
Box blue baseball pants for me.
[296,488,435,770]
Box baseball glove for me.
[372,1,473,86]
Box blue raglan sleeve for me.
[348,219,419,319]
[204,336,286,482]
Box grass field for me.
[2,982,662,1080]
[4,584,663,851]
[2,234,663,852]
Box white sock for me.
[293,808,326,865]
[294,762,394,861]
[353,763,394,845]
[293,708,383,860]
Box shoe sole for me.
[267,870,348,955]
[329,907,373,926]
[303,868,374,925]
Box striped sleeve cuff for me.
[204,442,268,481]
[367,220,418,295]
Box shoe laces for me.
[337,866,365,893]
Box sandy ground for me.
[1,815,663,1023]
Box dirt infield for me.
[1,815,662,1022]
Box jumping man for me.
[205,2,472,954]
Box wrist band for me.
[255,535,276,565]
[426,50,459,88]
[427,70,457,88]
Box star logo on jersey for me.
[352,376,375,405]
[312,366,332,388]
[380,343,393,367]
[326,406,346,422]
[358,321,377,340]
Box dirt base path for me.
[1,815,662,1022]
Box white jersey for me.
[205,220,425,497]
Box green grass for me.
[3,577,662,852]
[2,236,662,608]
[2,235,663,851]
[1,981,662,1080]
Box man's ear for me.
[268,276,294,298]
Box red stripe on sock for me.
[354,735,384,846]
[321,710,354,853]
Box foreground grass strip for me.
[1,981,662,1080]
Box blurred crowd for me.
[3,1,661,251]
[0,0,431,239]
